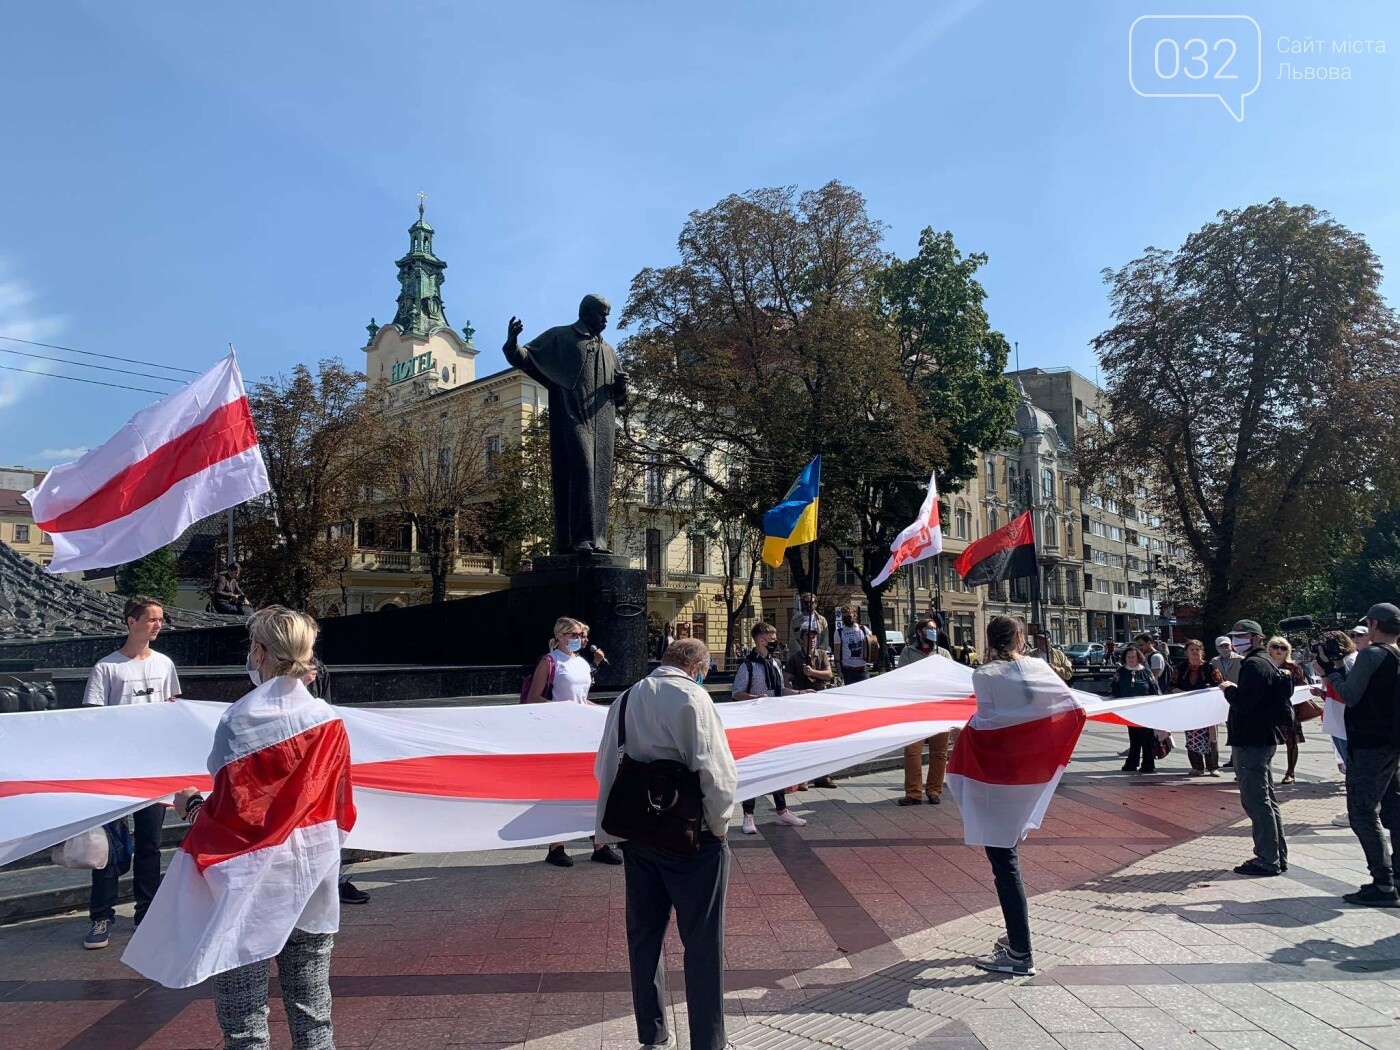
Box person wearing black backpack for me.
[1136,633,1174,692]
[1319,602,1400,908]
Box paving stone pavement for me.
[1,722,1396,1049]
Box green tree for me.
[483,412,556,570]
[1079,200,1400,637]
[115,546,179,606]
[620,183,1017,642]
[243,360,386,610]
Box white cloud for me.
[0,262,65,410]
[30,447,89,466]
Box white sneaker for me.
[774,809,807,827]
[1332,813,1350,827]
[742,814,757,834]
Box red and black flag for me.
[953,510,1037,586]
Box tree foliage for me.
[1079,200,1400,635]
[483,411,555,571]
[243,360,385,610]
[379,398,497,602]
[115,546,179,606]
[620,182,1015,640]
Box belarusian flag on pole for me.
[870,470,943,587]
[25,354,270,574]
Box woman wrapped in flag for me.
[947,614,1085,977]
[123,606,355,1049]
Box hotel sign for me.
[391,352,436,385]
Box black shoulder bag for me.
[601,688,705,857]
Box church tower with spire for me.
[364,196,478,406]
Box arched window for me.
[1044,514,1058,548]
[1041,468,1055,502]
[988,508,999,534]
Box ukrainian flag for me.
[762,456,821,568]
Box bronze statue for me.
[504,295,628,554]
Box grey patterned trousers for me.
[212,929,335,1049]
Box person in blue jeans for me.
[80,596,181,949]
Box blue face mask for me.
[694,672,705,685]
[566,637,583,653]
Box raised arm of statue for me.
[503,317,544,384]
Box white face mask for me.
[1230,637,1253,655]
[246,650,262,686]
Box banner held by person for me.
[0,660,1320,868]
[870,470,943,587]
[761,456,821,568]
[25,353,270,574]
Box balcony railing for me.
[351,550,498,574]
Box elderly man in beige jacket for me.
[595,638,739,1050]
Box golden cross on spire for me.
[416,190,426,218]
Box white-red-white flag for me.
[25,354,269,574]
[121,677,355,988]
[946,657,1086,847]
[870,471,943,587]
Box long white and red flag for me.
[0,661,1321,879]
[25,354,269,574]
[121,677,354,988]
[870,470,943,587]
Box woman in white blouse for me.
[526,616,617,867]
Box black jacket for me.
[1331,643,1400,749]
[1225,648,1294,747]
[1111,666,1160,699]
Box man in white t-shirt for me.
[81,596,181,951]
[835,606,873,684]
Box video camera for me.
[1277,615,1345,663]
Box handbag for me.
[1295,696,1324,722]
[50,826,110,870]
[601,688,705,857]
[1153,730,1174,760]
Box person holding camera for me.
[1222,619,1295,877]
[733,622,808,832]
[594,638,738,1050]
[1317,603,1400,908]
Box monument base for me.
[508,553,647,690]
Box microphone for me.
[1277,615,1319,633]
[584,643,609,666]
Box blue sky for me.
[2,0,1398,466]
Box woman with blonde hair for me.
[1265,636,1308,784]
[123,606,355,1049]
[525,615,616,867]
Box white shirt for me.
[836,625,868,668]
[547,649,594,704]
[1322,650,1358,740]
[82,650,180,707]
[594,665,739,841]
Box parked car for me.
[1064,642,1107,675]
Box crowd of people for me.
[64,594,1399,1050]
